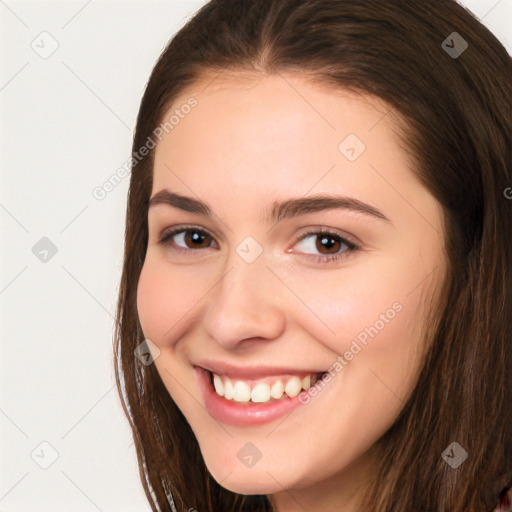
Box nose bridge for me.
[202,240,286,346]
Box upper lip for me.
[195,360,326,380]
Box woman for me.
[113,1,512,510]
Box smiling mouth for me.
[206,370,327,404]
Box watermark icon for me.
[32,237,58,263]
[338,133,366,162]
[134,338,161,365]
[298,301,403,404]
[31,441,59,469]
[237,442,263,468]
[442,32,468,59]
[504,187,512,200]
[92,97,198,200]
[441,441,468,469]
[236,236,264,263]
[31,31,59,59]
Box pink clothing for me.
[494,485,512,512]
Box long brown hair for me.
[113,1,512,510]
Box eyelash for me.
[157,226,359,264]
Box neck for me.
[268,449,373,512]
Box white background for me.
[1,1,511,510]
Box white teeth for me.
[213,374,224,396]
[251,383,271,403]
[224,379,234,400]
[284,376,302,398]
[211,372,319,403]
[233,381,251,402]
[270,380,284,399]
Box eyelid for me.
[157,224,360,261]
[289,225,360,249]
[158,225,217,249]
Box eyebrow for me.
[148,189,391,224]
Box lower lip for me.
[194,366,309,427]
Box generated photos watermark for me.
[298,301,403,404]
[92,97,198,201]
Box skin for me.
[136,73,447,512]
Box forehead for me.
[162,71,396,132]
[150,73,422,223]
[153,72,409,175]
[148,73,446,248]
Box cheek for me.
[136,257,197,347]
[288,260,423,351]
[286,256,436,400]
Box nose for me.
[201,252,286,350]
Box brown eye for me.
[291,228,359,265]
[158,226,358,265]
[314,234,342,254]
[181,230,213,249]
[159,228,215,250]
[294,230,354,256]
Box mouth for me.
[205,369,328,404]
[194,365,330,427]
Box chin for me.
[205,455,313,496]
[210,474,279,496]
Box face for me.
[136,73,446,508]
